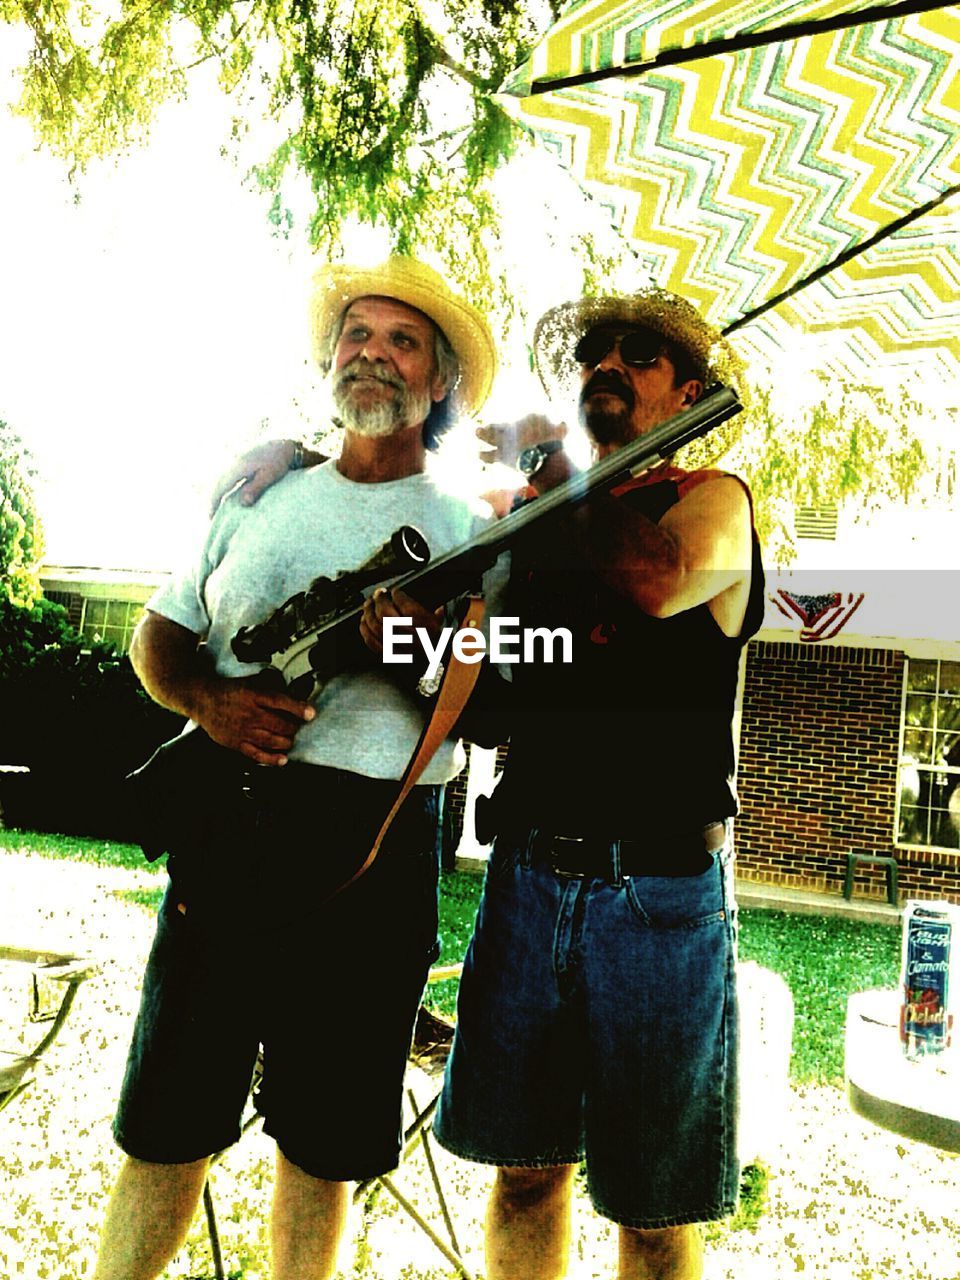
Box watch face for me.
[518,438,563,477]
[518,445,544,478]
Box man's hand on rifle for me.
[131,613,316,768]
[360,587,444,663]
[193,673,316,767]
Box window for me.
[79,598,144,653]
[897,659,960,851]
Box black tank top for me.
[488,470,765,838]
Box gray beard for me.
[333,370,432,438]
[336,394,405,437]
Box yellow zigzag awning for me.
[498,0,960,383]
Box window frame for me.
[895,656,960,855]
[78,597,144,654]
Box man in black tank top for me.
[367,287,763,1278]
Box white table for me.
[845,989,960,1154]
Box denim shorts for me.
[433,827,740,1228]
[114,777,440,1182]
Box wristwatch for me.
[517,438,564,478]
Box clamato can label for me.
[899,901,958,1060]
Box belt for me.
[526,821,726,880]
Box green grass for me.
[427,869,485,1017]
[0,827,154,873]
[112,885,165,912]
[738,908,900,1084]
[703,1161,769,1242]
[1,829,901,1081]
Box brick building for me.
[734,496,960,904]
[40,565,171,653]
[736,637,959,904]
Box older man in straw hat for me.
[361,284,765,1280]
[93,257,498,1280]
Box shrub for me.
[0,596,183,838]
[0,419,44,607]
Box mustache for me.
[580,371,634,408]
[334,358,404,392]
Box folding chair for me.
[0,944,98,1119]
[202,962,474,1280]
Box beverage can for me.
[899,901,960,1061]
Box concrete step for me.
[736,879,901,926]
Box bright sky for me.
[0,43,327,570]
[0,38,609,574]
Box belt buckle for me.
[550,835,587,879]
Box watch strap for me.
[520,437,565,477]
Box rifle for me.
[125,384,741,888]
[231,383,742,698]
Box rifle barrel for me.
[240,383,742,682]
[375,383,741,604]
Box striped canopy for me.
[498,1,960,385]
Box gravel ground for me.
[1,847,958,1280]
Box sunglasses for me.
[574,327,664,368]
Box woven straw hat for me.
[310,257,497,417]
[532,287,748,469]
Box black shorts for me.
[113,777,440,1182]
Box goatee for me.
[582,400,634,447]
[579,370,636,446]
[333,360,431,437]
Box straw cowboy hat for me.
[310,257,497,417]
[532,286,749,469]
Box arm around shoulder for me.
[208,439,329,515]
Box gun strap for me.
[328,595,488,902]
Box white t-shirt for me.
[149,460,496,782]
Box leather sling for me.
[327,595,487,901]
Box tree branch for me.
[182,9,256,74]
[102,0,175,45]
[20,2,69,113]
[414,20,489,92]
